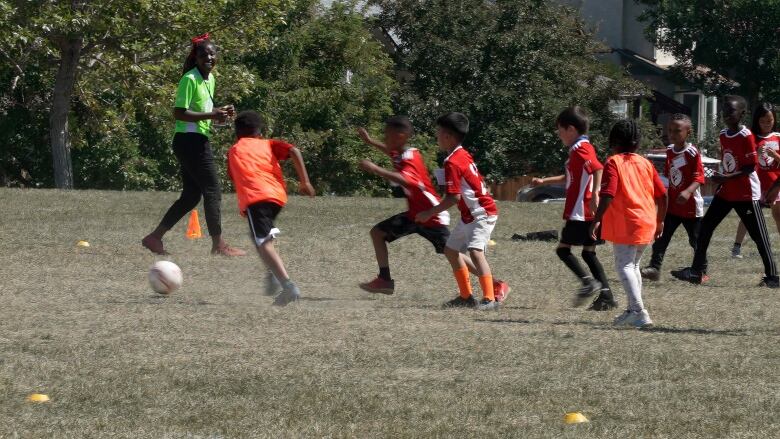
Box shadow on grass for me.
[475,318,764,336]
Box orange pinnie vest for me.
[227,137,288,214]
[601,153,658,245]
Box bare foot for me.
[142,235,169,255]
[211,245,247,257]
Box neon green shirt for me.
[174,67,215,137]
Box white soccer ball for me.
[148,261,183,295]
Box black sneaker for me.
[640,266,661,281]
[588,290,618,311]
[443,295,478,308]
[670,267,705,285]
[758,276,780,288]
[572,277,602,307]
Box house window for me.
[609,100,628,118]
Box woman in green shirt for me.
[143,34,245,256]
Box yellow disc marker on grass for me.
[76,240,90,247]
[563,412,589,424]
[26,393,50,403]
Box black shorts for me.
[560,220,599,246]
[376,212,450,254]
[247,201,282,245]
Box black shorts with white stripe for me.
[247,201,283,246]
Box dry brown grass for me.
[0,188,779,438]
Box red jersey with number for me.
[444,146,498,223]
[756,132,780,192]
[391,148,449,227]
[564,136,604,221]
[717,127,760,202]
[665,143,705,218]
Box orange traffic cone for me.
[186,210,203,239]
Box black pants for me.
[649,214,701,269]
[692,196,776,277]
[159,133,222,236]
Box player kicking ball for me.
[357,116,510,302]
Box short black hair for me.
[723,95,748,112]
[234,110,266,138]
[385,116,414,136]
[669,113,692,125]
[436,112,469,141]
[609,119,641,153]
[556,106,589,134]
[751,102,777,135]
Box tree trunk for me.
[49,38,82,189]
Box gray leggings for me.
[613,244,648,312]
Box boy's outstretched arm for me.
[359,159,408,187]
[288,147,315,197]
[415,194,459,224]
[531,174,565,187]
[357,128,390,155]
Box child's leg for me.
[556,243,589,283]
[734,221,748,246]
[649,213,683,269]
[734,200,777,278]
[581,245,610,290]
[614,244,644,312]
[682,217,701,251]
[445,246,472,299]
[369,226,391,280]
[772,203,780,235]
[256,239,290,284]
[691,196,733,274]
[469,248,494,301]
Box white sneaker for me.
[264,272,282,296]
[613,309,653,328]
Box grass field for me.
[1,188,779,438]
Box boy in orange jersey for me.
[590,120,667,327]
[227,111,315,306]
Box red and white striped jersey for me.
[391,148,449,227]
[444,146,498,223]
[564,136,603,221]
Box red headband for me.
[191,33,210,45]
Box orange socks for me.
[479,274,495,302]
[453,266,472,299]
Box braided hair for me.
[182,33,213,74]
[609,119,642,153]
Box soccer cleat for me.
[670,267,707,285]
[640,266,661,281]
[588,291,618,311]
[758,276,780,288]
[477,299,501,311]
[273,284,300,307]
[613,309,653,328]
[731,244,743,259]
[572,277,602,307]
[358,277,395,295]
[264,272,282,296]
[493,280,511,303]
[443,295,478,309]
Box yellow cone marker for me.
[563,412,588,424]
[76,240,90,247]
[26,393,50,403]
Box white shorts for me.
[446,216,497,252]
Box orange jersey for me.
[599,153,666,245]
[227,137,293,214]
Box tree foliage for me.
[638,0,780,105]
[372,0,645,180]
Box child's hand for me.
[530,177,544,187]
[710,172,727,184]
[415,210,433,224]
[299,182,315,197]
[589,221,601,241]
[676,190,691,205]
[655,221,665,240]
[357,127,372,144]
[590,194,599,214]
[359,159,377,173]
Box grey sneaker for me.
[731,244,743,259]
[640,267,661,281]
[573,277,602,307]
[477,299,501,311]
[613,309,653,328]
[273,283,300,307]
[265,272,282,296]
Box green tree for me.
[372,0,645,180]
[638,0,780,106]
[0,0,287,189]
